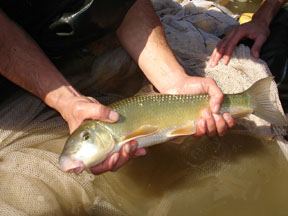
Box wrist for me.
[252,0,284,27]
[44,84,81,114]
[145,64,188,94]
[252,15,271,28]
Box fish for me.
[59,77,288,173]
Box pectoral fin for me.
[122,125,159,143]
[168,122,196,137]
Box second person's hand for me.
[209,19,270,67]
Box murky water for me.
[72,1,288,215]
[98,133,288,216]
[213,0,262,14]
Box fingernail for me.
[213,104,220,114]
[213,114,221,121]
[223,114,231,123]
[137,149,146,156]
[113,154,119,165]
[125,144,130,153]
[109,111,119,121]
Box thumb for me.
[69,102,119,133]
[205,78,224,114]
[79,102,120,123]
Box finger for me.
[213,114,227,136]
[221,27,249,65]
[204,78,224,114]
[223,113,235,128]
[77,103,119,123]
[251,35,267,58]
[134,148,147,157]
[209,29,236,67]
[111,143,131,171]
[129,140,138,156]
[202,109,216,136]
[209,45,225,67]
[89,153,119,175]
[222,51,233,65]
[193,118,206,137]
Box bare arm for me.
[0,10,121,132]
[116,0,234,136]
[0,9,146,174]
[209,0,287,67]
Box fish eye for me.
[82,132,90,141]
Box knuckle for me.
[73,103,83,114]
[95,104,110,119]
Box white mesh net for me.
[0,0,287,215]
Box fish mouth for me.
[59,155,86,173]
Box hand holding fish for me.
[89,140,146,175]
[59,94,120,134]
[59,77,288,173]
[161,75,235,137]
[57,93,146,174]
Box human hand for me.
[209,19,270,67]
[162,75,235,137]
[90,140,146,175]
[58,94,120,134]
[57,93,146,174]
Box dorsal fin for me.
[135,84,159,96]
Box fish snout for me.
[59,155,86,173]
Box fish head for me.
[59,120,115,173]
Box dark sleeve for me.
[0,0,85,34]
[87,0,137,30]
[0,0,136,57]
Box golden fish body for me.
[59,77,287,173]
[106,93,247,149]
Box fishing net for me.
[0,0,287,215]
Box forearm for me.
[253,0,287,25]
[116,0,188,93]
[0,10,80,111]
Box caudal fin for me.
[246,77,288,126]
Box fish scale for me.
[59,77,288,172]
[107,94,210,140]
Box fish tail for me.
[246,77,288,126]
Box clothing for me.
[0,0,136,99]
[240,7,288,87]
[0,0,136,57]
[239,7,288,112]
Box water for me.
[213,0,262,14]
[100,133,288,216]
[72,1,288,215]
